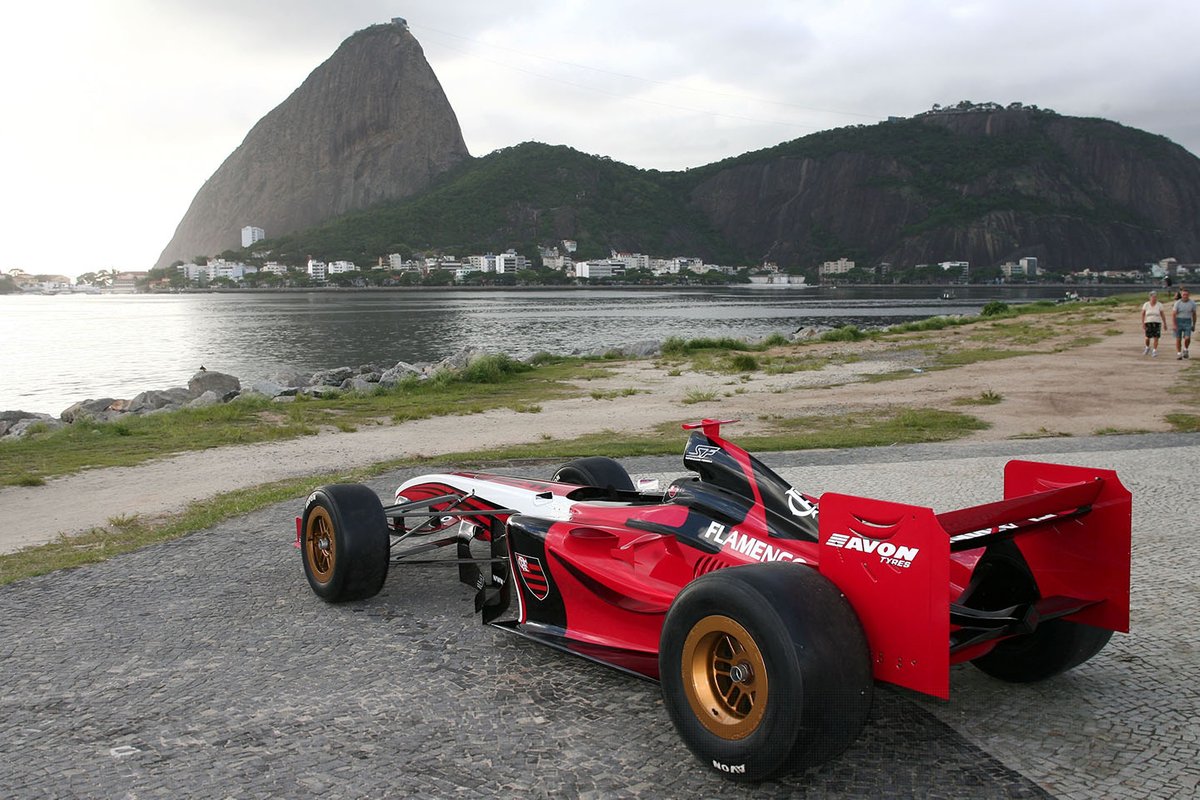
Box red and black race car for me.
[297,419,1131,781]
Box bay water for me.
[0,285,1126,416]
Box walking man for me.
[1142,290,1167,357]
[1174,288,1197,359]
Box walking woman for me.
[1142,290,1168,357]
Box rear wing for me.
[818,459,1132,699]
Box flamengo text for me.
[701,522,799,563]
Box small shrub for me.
[820,325,867,342]
[682,389,719,405]
[661,336,750,355]
[954,390,1003,406]
[459,354,531,384]
[511,403,542,413]
[728,353,759,372]
[760,332,790,348]
[981,301,1010,317]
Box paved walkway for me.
[0,435,1194,798]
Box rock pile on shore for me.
[0,340,676,441]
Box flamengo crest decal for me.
[516,553,550,600]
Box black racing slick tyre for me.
[301,484,390,603]
[659,564,873,782]
[551,456,635,492]
[970,620,1114,683]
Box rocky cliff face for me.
[688,109,1200,269]
[155,23,470,268]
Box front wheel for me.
[301,484,390,602]
[659,564,873,782]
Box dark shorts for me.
[1146,322,1162,338]
[1176,321,1194,339]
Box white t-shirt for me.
[1143,300,1167,324]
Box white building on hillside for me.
[241,226,265,247]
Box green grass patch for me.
[819,325,869,342]
[662,336,752,355]
[510,403,542,413]
[969,320,1061,346]
[661,333,791,357]
[953,390,1003,406]
[934,348,1036,367]
[1009,427,1073,439]
[13,474,47,487]
[727,353,759,372]
[682,389,720,405]
[589,388,644,401]
[882,316,971,335]
[736,408,989,450]
[1166,413,1200,432]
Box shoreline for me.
[2,281,1150,296]
[0,289,1145,419]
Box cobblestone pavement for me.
[1,434,1195,799]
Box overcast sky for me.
[2,0,1197,279]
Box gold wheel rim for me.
[681,615,768,740]
[305,507,336,583]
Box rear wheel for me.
[659,564,873,781]
[301,484,390,602]
[963,544,1114,682]
[552,456,635,491]
[971,620,1113,682]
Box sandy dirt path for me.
[2,307,1189,554]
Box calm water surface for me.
[0,286,1125,415]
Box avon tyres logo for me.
[825,533,919,568]
[516,554,550,600]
